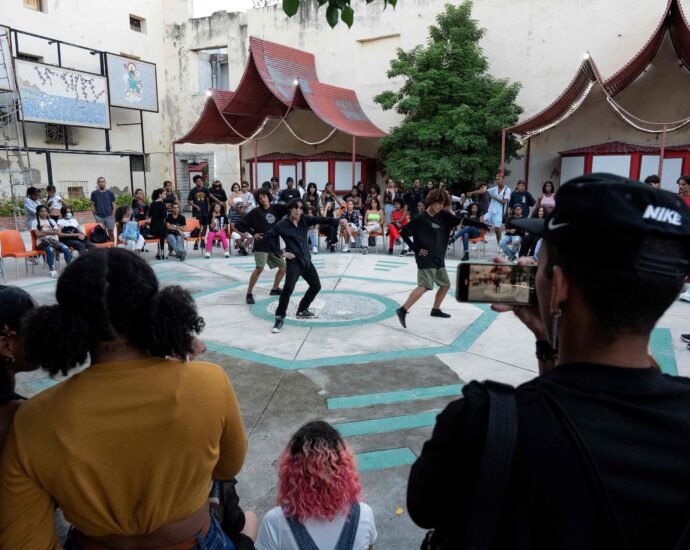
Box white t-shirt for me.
[31,218,59,246]
[487,185,511,215]
[256,503,377,550]
[57,218,83,235]
[47,194,64,211]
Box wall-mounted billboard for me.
[15,59,110,128]
[106,53,158,112]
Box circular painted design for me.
[251,290,400,327]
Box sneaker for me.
[395,306,407,328]
[362,245,369,255]
[680,291,690,302]
[296,309,317,318]
[169,250,177,257]
[155,253,166,260]
[330,245,336,253]
[200,242,206,251]
[681,334,690,343]
[388,249,393,255]
[272,318,284,333]
[350,238,356,246]
[179,251,186,262]
[224,251,230,258]
[270,287,282,296]
[312,246,318,254]
[246,294,255,305]
[399,249,408,257]
[430,308,451,318]
[205,252,211,258]
[342,245,350,253]
[461,252,469,261]
[49,270,58,279]
[240,247,249,256]
[193,243,199,251]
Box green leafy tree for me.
[374,2,522,187]
[281,0,396,28]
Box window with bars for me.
[44,124,79,145]
[23,0,44,11]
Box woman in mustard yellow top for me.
[0,248,248,550]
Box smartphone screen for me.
[455,262,537,305]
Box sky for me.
[192,0,257,17]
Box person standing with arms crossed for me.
[90,177,116,242]
[263,198,346,334]
[396,189,487,328]
[187,175,210,251]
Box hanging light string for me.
[283,119,337,145]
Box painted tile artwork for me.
[106,54,158,112]
[15,59,110,128]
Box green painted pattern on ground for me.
[328,384,464,409]
[356,448,417,471]
[334,411,440,437]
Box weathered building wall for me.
[2,0,170,198]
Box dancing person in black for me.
[263,198,346,333]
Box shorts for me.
[486,210,503,228]
[194,213,209,226]
[255,251,286,269]
[94,215,115,231]
[418,267,450,290]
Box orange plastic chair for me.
[136,220,163,257]
[83,223,115,249]
[468,228,487,258]
[184,218,201,253]
[0,229,44,279]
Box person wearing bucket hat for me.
[408,174,690,549]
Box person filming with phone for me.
[408,173,690,549]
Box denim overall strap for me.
[333,502,360,550]
[285,515,320,550]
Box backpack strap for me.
[463,380,518,550]
[541,389,631,550]
[334,502,361,550]
[285,513,320,550]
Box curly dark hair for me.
[22,248,205,375]
[255,187,273,203]
[1,286,35,403]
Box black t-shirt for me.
[131,199,149,221]
[477,192,490,216]
[165,213,186,235]
[279,188,301,204]
[408,364,690,549]
[508,191,535,216]
[208,187,228,212]
[149,201,168,237]
[401,210,463,269]
[187,186,210,217]
[235,205,287,253]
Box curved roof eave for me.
[508,0,690,137]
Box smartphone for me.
[455,261,537,305]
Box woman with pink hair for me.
[256,421,377,550]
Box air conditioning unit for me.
[44,124,79,145]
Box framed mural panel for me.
[14,59,110,128]
[106,53,159,112]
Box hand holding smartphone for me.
[456,261,537,306]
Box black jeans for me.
[275,259,321,318]
[60,238,96,254]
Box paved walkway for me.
[10,251,690,548]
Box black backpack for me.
[90,225,109,244]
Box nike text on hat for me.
[509,173,690,277]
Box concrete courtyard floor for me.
[7,248,690,548]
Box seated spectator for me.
[0,248,249,549]
[230,202,252,256]
[407,174,690,549]
[131,188,150,221]
[340,199,361,253]
[499,204,525,260]
[388,197,409,255]
[240,181,256,210]
[206,202,230,258]
[519,205,546,258]
[166,202,187,261]
[304,183,319,211]
[149,188,169,260]
[256,421,377,549]
[57,206,96,255]
[345,186,363,212]
[115,205,145,252]
[32,205,72,278]
[362,196,384,248]
[304,204,320,254]
[449,203,489,261]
